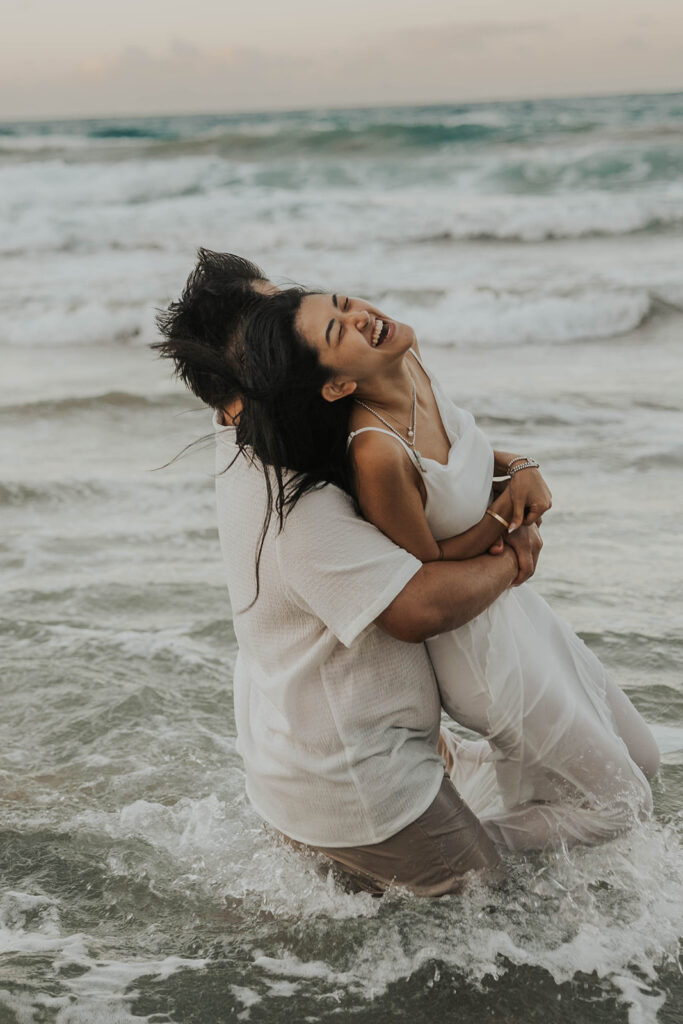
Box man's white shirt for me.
[214,416,444,847]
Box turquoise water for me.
[1,93,682,1022]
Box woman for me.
[238,286,660,852]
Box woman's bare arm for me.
[351,434,442,561]
[351,433,513,563]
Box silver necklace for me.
[354,379,427,472]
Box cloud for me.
[390,19,550,49]
[2,16,683,120]
[2,42,302,118]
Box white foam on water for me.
[611,975,668,1024]
[63,783,683,1019]
[264,978,299,997]
[0,892,210,1024]
[244,822,682,1019]
[0,260,661,352]
[74,793,381,922]
[2,301,145,347]
[0,154,232,217]
[3,157,683,267]
[51,955,209,1024]
[390,286,652,346]
[230,985,262,1008]
[5,199,682,355]
[11,790,677,1019]
[34,622,217,668]
[344,183,681,245]
[0,892,63,953]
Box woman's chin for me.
[374,319,415,359]
[395,322,416,351]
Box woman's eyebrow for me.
[325,294,339,345]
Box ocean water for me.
[1,93,682,1023]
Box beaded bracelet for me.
[508,458,540,477]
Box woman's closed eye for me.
[338,296,351,342]
[326,294,350,345]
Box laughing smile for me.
[371,318,392,347]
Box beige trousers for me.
[276,766,502,897]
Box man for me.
[155,249,542,895]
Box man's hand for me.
[504,524,543,586]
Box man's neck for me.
[221,398,243,427]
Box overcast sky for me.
[3,0,683,120]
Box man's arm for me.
[376,548,519,644]
[276,484,537,649]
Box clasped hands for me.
[489,467,551,586]
[488,524,543,586]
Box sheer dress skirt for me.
[429,585,659,852]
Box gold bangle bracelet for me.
[486,508,510,529]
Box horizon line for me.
[2,84,683,127]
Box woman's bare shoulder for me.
[348,428,409,478]
[348,400,403,458]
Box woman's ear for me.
[321,378,357,403]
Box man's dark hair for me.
[153,249,270,408]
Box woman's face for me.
[296,293,416,396]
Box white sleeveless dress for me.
[348,353,655,852]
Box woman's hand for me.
[507,468,552,534]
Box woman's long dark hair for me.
[233,288,355,607]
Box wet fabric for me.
[213,416,446,848]
[276,772,502,897]
[373,352,658,851]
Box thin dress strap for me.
[409,346,423,370]
[346,426,424,473]
[407,347,427,373]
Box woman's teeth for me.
[371,319,384,346]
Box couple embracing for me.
[155,250,659,897]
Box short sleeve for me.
[275,484,422,648]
